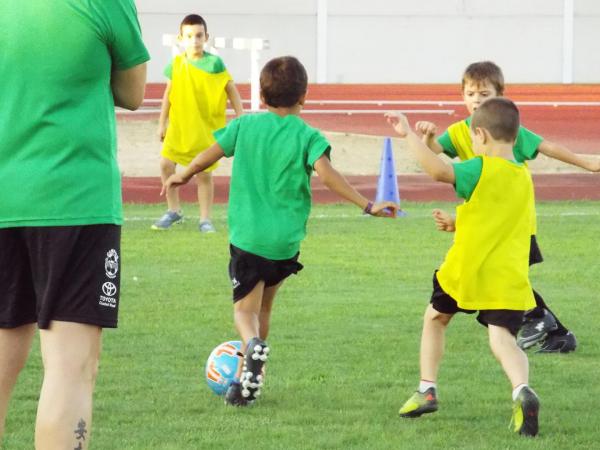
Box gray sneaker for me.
[517,309,558,350]
[151,210,183,230]
[199,220,216,233]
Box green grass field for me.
[3,201,599,449]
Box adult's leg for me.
[195,171,214,223]
[159,157,180,212]
[35,322,102,450]
[420,304,453,382]
[0,324,36,439]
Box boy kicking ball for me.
[163,55,399,406]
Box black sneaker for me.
[537,331,577,353]
[224,382,249,407]
[517,309,558,350]
[511,386,540,437]
[239,337,269,403]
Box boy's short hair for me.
[471,98,519,143]
[260,56,308,108]
[462,61,504,95]
[180,14,207,33]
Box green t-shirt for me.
[164,52,226,78]
[453,156,525,200]
[438,116,544,163]
[0,0,149,228]
[215,112,331,259]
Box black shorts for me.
[0,225,121,329]
[228,244,303,302]
[529,235,543,266]
[430,271,524,336]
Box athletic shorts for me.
[430,271,524,336]
[228,244,303,302]
[0,225,121,329]
[529,235,543,266]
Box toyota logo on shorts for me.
[102,282,117,296]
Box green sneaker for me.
[511,386,540,437]
[399,388,438,418]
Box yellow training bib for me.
[162,54,231,167]
[436,156,535,311]
[448,119,537,235]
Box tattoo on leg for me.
[74,418,87,449]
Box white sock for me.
[418,380,437,393]
[512,383,528,401]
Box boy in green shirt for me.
[415,61,597,353]
[163,56,399,406]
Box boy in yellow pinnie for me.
[153,14,243,232]
[387,98,540,437]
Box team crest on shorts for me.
[105,249,119,279]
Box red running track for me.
[123,174,600,204]
[123,84,600,202]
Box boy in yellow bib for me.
[153,14,243,232]
[415,61,596,352]
[386,98,540,437]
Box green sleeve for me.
[103,0,150,70]
[163,61,173,80]
[453,157,483,200]
[213,55,227,73]
[513,126,543,162]
[437,131,458,159]
[214,118,241,157]
[306,130,331,171]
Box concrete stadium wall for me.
[136,0,600,84]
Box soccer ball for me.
[205,340,242,395]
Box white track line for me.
[140,99,600,107]
[117,108,455,115]
[123,210,600,222]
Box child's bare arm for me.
[225,81,244,116]
[415,121,445,155]
[432,209,456,232]
[314,155,400,217]
[386,113,455,184]
[537,140,600,172]
[157,81,172,141]
[161,143,225,195]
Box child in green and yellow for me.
[416,61,598,352]
[153,14,243,232]
[386,98,540,437]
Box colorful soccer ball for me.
[205,340,242,395]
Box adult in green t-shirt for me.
[0,0,149,447]
[163,56,399,406]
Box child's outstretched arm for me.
[157,81,172,141]
[537,140,600,172]
[314,156,400,217]
[432,209,456,232]
[225,81,244,116]
[415,121,445,154]
[385,113,455,184]
[161,143,225,195]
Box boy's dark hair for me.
[180,14,207,34]
[260,56,308,108]
[471,98,519,143]
[462,61,504,95]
